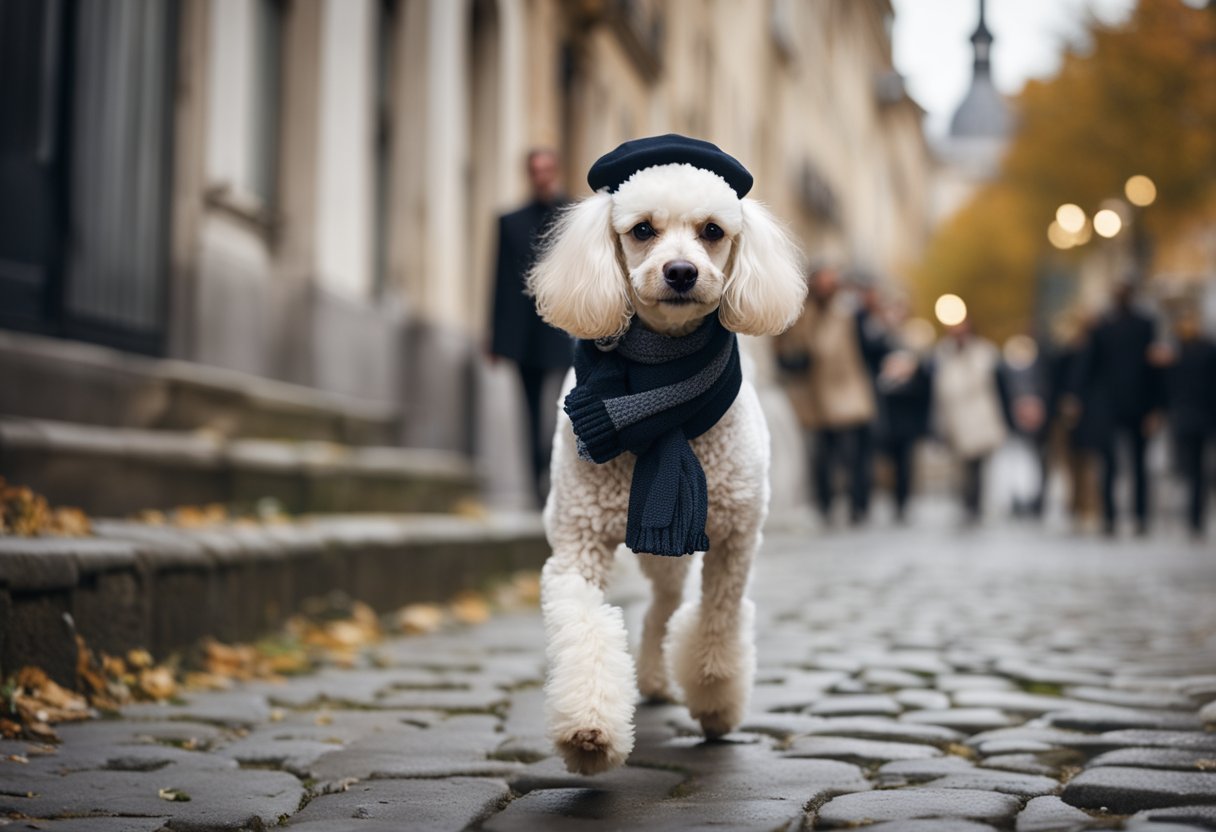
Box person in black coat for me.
[489,149,573,504]
[1051,312,1103,527]
[876,348,931,523]
[1163,310,1216,537]
[1070,283,1162,535]
[1002,335,1050,518]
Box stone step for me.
[0,417,476,516]
[0,512,547,687]
[0,329,400,444]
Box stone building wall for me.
[165,0,934,508]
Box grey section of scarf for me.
[603,337,734,430]
[616,318,717,364]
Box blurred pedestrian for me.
[874,305,932,524]
[1049,311,1102,530]
[488,148,572,504]
[1070,282,1161,536]
[1162,309,1216,538]
[1002,334,1049,518]
[932,320,1008,522]
[777,267,883,525]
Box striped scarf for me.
[563,316,742,556]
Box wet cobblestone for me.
[2,519,1214,830]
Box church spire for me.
[949,0,1011,139]
[971,0,993,73]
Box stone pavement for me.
[2,517,1215,831]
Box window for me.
[205,0,284,221]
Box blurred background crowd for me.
[0,0,1213,539]
[774,269,1215,540]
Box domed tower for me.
[949,0,1012,139]
[932,0,1014,221]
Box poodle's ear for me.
[527,191,632,340]
[719,198,807,337]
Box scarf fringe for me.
[627,526,709,557]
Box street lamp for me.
[1056,203,1086,234]
[1125,174,1156,207]
[1093,209,1122,239]
[935,293,967,327]
[1047,221,1075,249]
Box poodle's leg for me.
[635,554,692,702]
[665,527,759,739]
[541,539,636,775]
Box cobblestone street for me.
[3,515,1215,831]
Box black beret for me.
[587,134,753,198]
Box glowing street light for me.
[1093,209,1123,238]
[1056,203,1086,234]
[935,294,967,327]
[1125,174,1157,207]
[1047,221,1075,249]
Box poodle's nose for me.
[663,260,698,293]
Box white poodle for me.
[527,136,806,775]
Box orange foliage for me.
[914,0,1216,338]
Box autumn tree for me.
[914,0,1216,340]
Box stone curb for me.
[0,416,477,516]
[0,329,401,445]
[0,513,548,687]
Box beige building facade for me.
[1,0,934,509]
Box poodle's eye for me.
[631,222,656,241]
[701,222,725,242]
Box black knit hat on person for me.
[587,134,753,199]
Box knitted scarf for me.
[563,315,742,556]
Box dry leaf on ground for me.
[0,478,91,537]
[397,604,444,634]
[6,667,93,741]
[137,667,177,701]
[450,591,491,625]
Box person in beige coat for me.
[932,321,1009,521]
[777,267,885,524]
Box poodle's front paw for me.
[553,725,630,775]
[637,655,676,704]
[688,691,746,740]
[638,682,676,705]
[541,569,637,774]
[665,599,756,741]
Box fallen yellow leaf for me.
[397,604,444,635]
[450,592,490,625]
[137,667,177,701]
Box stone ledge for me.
[0,329,400,444]
[0,512,548,687]
[0,416,476,515]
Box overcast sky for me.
[889,0,1138,137]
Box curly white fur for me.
[721,200,808,336]
[541,566,637,773]
[527,192,633,340]
[531,161,805,774]
[665,596,756,739]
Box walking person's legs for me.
[848,425,874,524]
[1100,432,1120,535]
[813,429,839,523]
[1130,425,1150,534]
[962,456,984,521]
[518,365,548,505]
[1197,436,1211,536]
[1031,438,1049,518]
[1177,432,1206,536]
[890,439,912,522]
